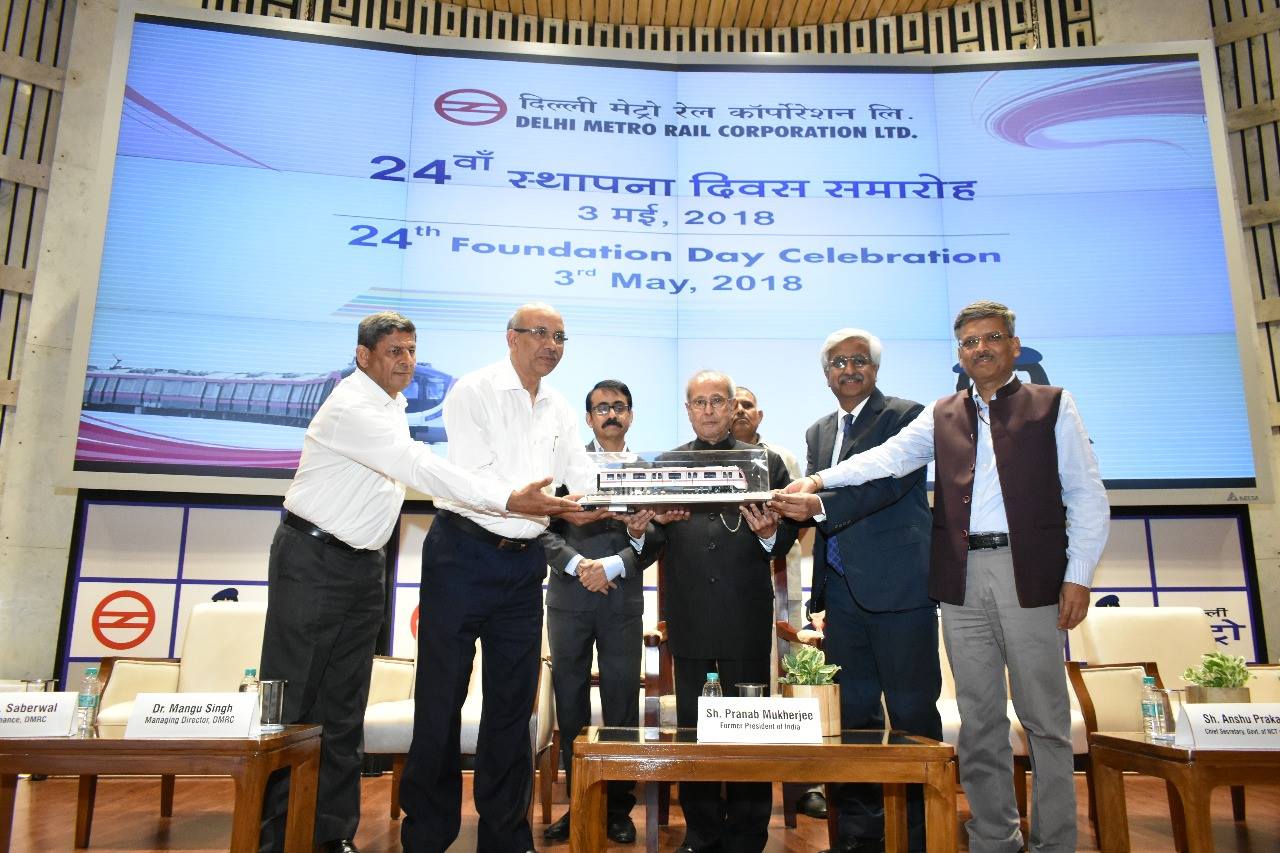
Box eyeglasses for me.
[687,396,730,411]
[590,402,631,416]
[511,326,568,345]
[959,331,1009,350]
[826,354,872,370]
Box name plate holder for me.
[125,692,258,739]
[1173,703,1280,750]
[0,692,77,737]
[697,697,822,744]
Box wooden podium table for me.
[0,724,321,852]
[1090,731,1280,852]
[570,727,956,853]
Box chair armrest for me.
[367,655,415,707]
[98,658,181,710]
[776,620,823,649]
[643,622,670,697]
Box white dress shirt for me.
[829,398,872,469]
[283,368,511,551]
[436,358,595,538]
[817,376,1110,588]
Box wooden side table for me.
[0,724,321,852]
[1090,731,1280,852]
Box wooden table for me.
[570,727,956,853]
[0,724,321,852]
[1090,731,1280,852]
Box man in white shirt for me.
[772,301,1109,853]
[399,303,604,853]
[258,311,578,853]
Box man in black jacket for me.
[644,369,798,853]
[540,379,662,845]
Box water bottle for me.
[238,667,259,695]
[1141,675,1166,741]
[701,672,723,697]
[75,666,102,738]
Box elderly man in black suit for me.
[638,369,797,853]
[800,328,942,853]
[540,379,662,845]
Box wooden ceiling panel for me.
[461,0,967,27]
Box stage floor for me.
[4,770,1277,851]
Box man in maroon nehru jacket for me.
[772,300,1109,853]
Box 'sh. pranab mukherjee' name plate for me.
[125,692,258,739]
[697,697,822,744]
[1173,702,1280,750]
[0,692,77,737]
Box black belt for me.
[283,511,371,553]
[968,532,1009,551]
[438,510,532,552]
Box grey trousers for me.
[941,547,1076,853]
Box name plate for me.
[125,692,257,739]
[0,692,77,737]
[697,697,822,743]
[1174,703,1280,750]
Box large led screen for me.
[70,15,1261,495]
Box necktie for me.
[837,411,855,460]
[826,413,856,576]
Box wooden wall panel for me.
[0,0,68,456]
[1214,0,1280,428]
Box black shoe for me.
[543,811,570,842]
[795,789,828,819]
[607,813,636,843]
[320,841,360,853]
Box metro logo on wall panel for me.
[70,582,176,658]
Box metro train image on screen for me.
[81,362,454,442]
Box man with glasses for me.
[540,379,663,845]
[639,370,797,853]
[773,302,1108,853]
[797,328,940,853]
[400,303,605,853]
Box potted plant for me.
[780,645,841,736]
[1181,651,1254,703]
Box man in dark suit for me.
[540,379,662,845]
[803,328,942,853]
[643,369,798,853]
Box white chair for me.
[1247,664,1280,701]
[1073,606,1216,691]
[363,639,557,823]
[97,600,268,723]
[1066,661,1164,843]
[95,600,267,815]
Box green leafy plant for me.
[1181,651,1254,689]
[781,645,841,685]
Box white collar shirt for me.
[828,398,872,470]
[283,368,510,550]
[436,358,595,538]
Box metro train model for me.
[597,465,748,495]
[80,361,454,442]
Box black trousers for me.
[673,655,773,853]
[546,605,641,816]
[823,570,942,851]
[258,523,385,850]
[400,518,545,853]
